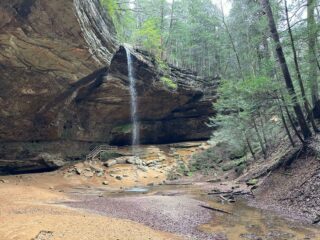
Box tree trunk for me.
[221,2,244,80]
[280,92,305,144]
[165,0,175,49]
[252,117,267,158]
[261,0,312,140]
[245,134,256,161]
[258,111,269,148]
[160,0,165,59]
[284,0,319,132]
[307,0,320,118]
[278,101,295,147]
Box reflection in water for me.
[199,198,319,240]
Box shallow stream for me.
[68,184,320,240]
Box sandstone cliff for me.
[0,0,217,165]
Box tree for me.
[307,0,320,118]
[261,0,312,140]
[284,0,319,132]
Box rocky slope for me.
[0,0,217,170]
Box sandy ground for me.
[0,142,208,240]
[1,140,320,240]
[1,169,320,240]
[0,172,181,240]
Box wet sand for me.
[0,173,181,240]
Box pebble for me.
[116,176,123,180]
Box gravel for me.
[67,193,225,240]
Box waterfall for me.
[125,47,140,149]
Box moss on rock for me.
[161,76,177,90]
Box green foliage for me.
[156,58,170,72]
[190,141,246,175]
[209,75,283,160]
[100,0,135,42]
[100,0,120,33]
[160,76,177,90]
[246,178,259,186]
[221,158,247,171]
[166,168,179,180]
[177,161,190,176]
[191,148,220,172]
[133,19,162,56]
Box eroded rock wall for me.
[0,0,216,162]
[0,0,117,141]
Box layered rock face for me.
[0,0,216,164]
[102,47,216,145]
[0,0,117,143]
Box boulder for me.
[104,160,117,168]
[37,153,66,168]
[126,157,136,164]
[0,153,66,174]
[115,157,129,164]
[138,166,148,172]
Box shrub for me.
[161,76,177,90]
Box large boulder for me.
[0,152,66,174]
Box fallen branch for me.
[208,190,233,195]
[199,205,232,215]
[219,194,235,203]
[208,190,253,196]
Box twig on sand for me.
[219,194,235,203]
[199,205,232,215]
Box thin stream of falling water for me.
[125,47,140,156]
